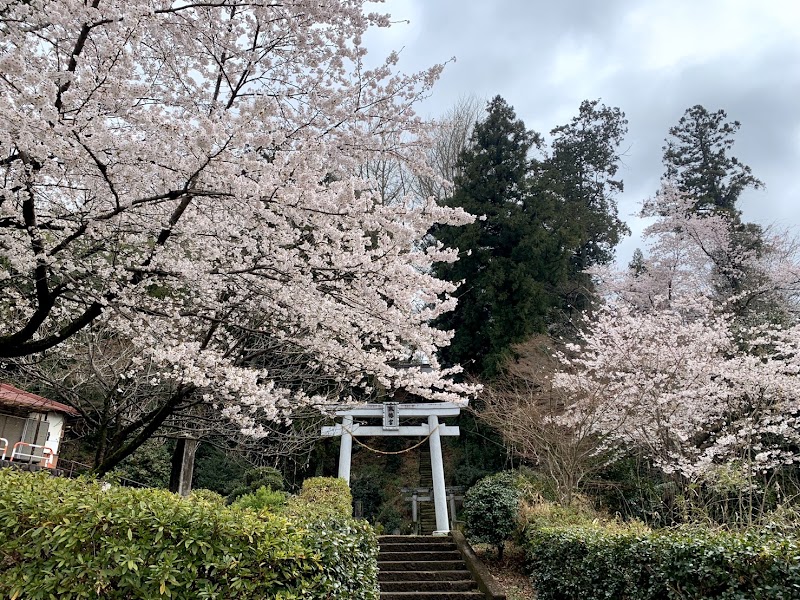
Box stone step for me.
[379,550,462,562]
[378,570,473,582]
[377,535,492,600]
[378,560,466,572]
[380,542,458,553]
[380,580,478,593]
[379,535,455,545]
[380,592,485,600]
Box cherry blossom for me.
[562,186,800,479]
[0,1,477,432]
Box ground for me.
[473,541,536,600]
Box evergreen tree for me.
[662,105,766,303]
[434,96,566,376]
[541,99,630,312]
[663,105,763,216]
[628,248,646,277]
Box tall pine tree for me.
[541,99,630,313]
[434,96,566,376]
[662,105,766,302]
[663,105,763,216]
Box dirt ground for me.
[473,542,537,600]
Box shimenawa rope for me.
[340,423,441,455]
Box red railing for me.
[9,442,56,468]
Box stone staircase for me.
[417,448,437,534]
[378,535,485,599]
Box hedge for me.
[525,520,800,600]
[0,470,377,599]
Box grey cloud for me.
[385,0,800,261]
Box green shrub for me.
[520,499,616,531]
[525,520,800,600]
[232,485,288,512]
[0,469,377,599]
[284,476,353,519]
[226,466,285,503]
[111,438,172,488]
[376,505,402,534]
[192,444,250,497]
[188,488,226,506]
[463,471,520,559]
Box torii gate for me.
[321,401,463,535]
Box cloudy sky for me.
[365,0,800,264]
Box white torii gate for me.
[321,402,462,535]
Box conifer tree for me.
[541,99,629,312]
[663,105,763,216]
[662,105,766,303]
[434,96,566,376]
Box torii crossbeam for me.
[321,402,463,535]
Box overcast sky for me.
[365,0,800,264]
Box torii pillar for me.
[322,402,463,535]
[338,414,354,484]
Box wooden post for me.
[169,436,198,497]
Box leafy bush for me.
[232,485,288,512]
[520,499,612,531]
[188,488,226,506]
[463,471,520,559]
[375,505,402,534]
[0,469,377,599]
[285,476,352,519]
[111,438,172,488]
[192,444,250,496]
[453,462,492,489]
[226,466,285,503]
[525,519,800,600]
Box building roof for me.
[0,383,80,417]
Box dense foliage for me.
[226,466,286,503]
[231,486,289,513]
[541,99,630,312]
[284,476,354,520]
[434,96,554,376]
[0,471,377,599]
[525,519,800,600]
[434,96,628,376]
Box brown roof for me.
[0,383,80,417]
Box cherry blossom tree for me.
[478,336,618,506]
[559,186,800,491]
[0,0,477,464]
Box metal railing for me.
[9,442,55,468]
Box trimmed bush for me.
[525,519,800,600]
[0,469,377,599]
[463,471,520,559]
[232,486,288,512]
[286,476,353,519]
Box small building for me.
[0,383,80,469]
